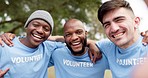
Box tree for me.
[0,0,105,40]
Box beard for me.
[66,37,87,56]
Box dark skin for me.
[0,68,9,78]
[0,19,52,78]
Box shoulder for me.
[96,39,115,48]
[43,40,65,47]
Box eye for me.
[43,26,50,32]
[65,33,72,37]
[115,18,124,23]
[32,23,39,27]
[103,23,110,29]
[76,30,83,35]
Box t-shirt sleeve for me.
[96,39,111,55]
[44,41,65,53]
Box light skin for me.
[102,8,140,49]
[132,61,148,78]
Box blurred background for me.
[0,0,105,40]
[0,0,148,78]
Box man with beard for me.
[50,19,109,78]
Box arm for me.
[47,36,65,42]
[87,39,102,63]
[0,68,9,78]
[48,36,102,63]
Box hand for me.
[141,30,148,45]
[87,39,102,63]
[0,68,9,78]
[0,33,15,46]
[132,61,148,78]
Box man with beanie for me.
[0,10,65,78]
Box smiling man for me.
[0,10,65,78]
[96,0,148,78]
[50,19,109,78]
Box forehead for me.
[64,21,85,32]
[103,8,132,22]
[31,19,49,25]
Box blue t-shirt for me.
[51,47,109,78]
[0,37,64,78]
[96,36,148,78]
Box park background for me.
[0,0,148,78]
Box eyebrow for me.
[113,16,125,21]
[103,16,125,25]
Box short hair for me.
[97,0,134,24]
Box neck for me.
[19,37,38,48]
[71,47,88,56]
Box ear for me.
[85,31,88,35]
[134,17,140,29]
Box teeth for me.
[114,33,123,38]
[72,42,80,45]
[33,34,42,39]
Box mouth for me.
[111,31,125,39]
[112,33,123,38]
[71,41,81,48]
[32,33,44,41]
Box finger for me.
[2,33,13,46]
[5,33,14,46]
[88,49,93,63]
[145,30,148,36]
[9,34,15,40]
[0,37,4,47]
[92,52,97,64]
[141,32,145,36]
[142,35,148,45]
[0,68,9,77]
[3,68,9,74]
[96,52,102,60]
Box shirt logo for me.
[11,54,43,64]
[63,59,93,67]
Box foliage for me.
[0,0,105,40]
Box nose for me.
[36,26,44,34]
[71,33,78,40]
[110,22,119,33]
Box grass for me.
[48,66,112,78]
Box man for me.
[0,11,101,78]
[50,19,109,78]
[0,10,64,78]
[96,0,148,78]
[0,18,108,78]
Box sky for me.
[102,0,148,32]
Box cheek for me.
[105,29,110,36]
[65,37,70,44]
[45,32,51,37]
